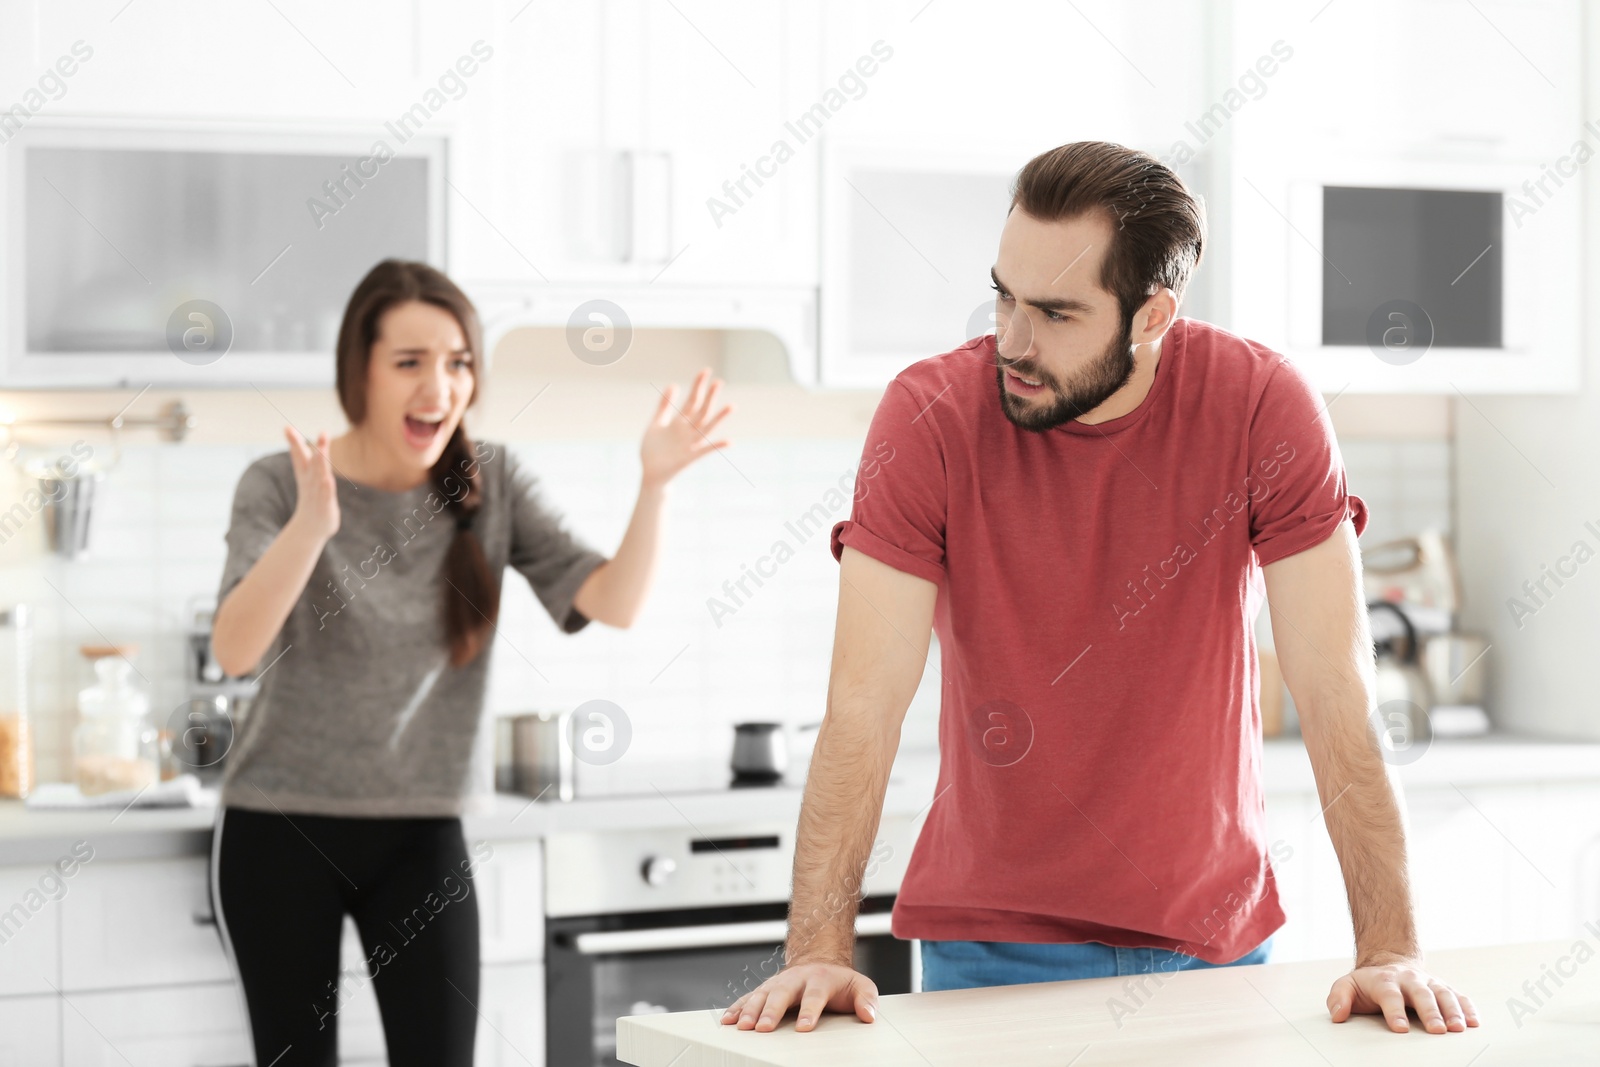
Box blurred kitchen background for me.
[1,1,1598,1064]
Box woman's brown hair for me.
[334,259,499,668]
[1011,141,1206,331]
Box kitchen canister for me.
[73,644,158,796]
[0,604,35,799]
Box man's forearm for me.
[1304,697,1420,966]
[784,700,897,967]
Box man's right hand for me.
[720,962,879,1033]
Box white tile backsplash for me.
[0,437,942,783]
[1342,440,1454,547]
[0,433,1450,783]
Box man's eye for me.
[990,284,1013,303]
[1043,309,1068,323]
[397,358,417,368]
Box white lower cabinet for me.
[333,839,547,1066]
[331,949,545,1067]
[0,834,547,1067]
[473,964,545,1067]
[0,994,61,1065]
[1265,779,1600,965]
[58,983,250,1067]
[0,865,62,995]
[59,857,232,990]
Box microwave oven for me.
[1232,154,1580,393]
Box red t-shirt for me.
[830,318,1368,964]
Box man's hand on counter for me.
[720,962,879,1033]
[1327,955,1480,1034]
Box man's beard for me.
[995,322,1137,432]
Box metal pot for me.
[730,722,787,782]
[507,711,573,802]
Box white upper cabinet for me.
[810,0,1212,388]
[1225,0,1584,393]
[27,1,422,120]
[1229,0,1580,161]
[447,0,820,288]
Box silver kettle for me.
[1368,600,1433,748]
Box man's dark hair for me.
[1010,142,1206,330]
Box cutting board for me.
[618,938,1600,1065]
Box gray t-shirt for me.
[214,439,606,818]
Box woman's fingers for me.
[694,374,721,424]
[653,384,679,427]
[318,432,335,475]
[283,426,308,472]
[685,367,712,419]
[699,404,734,438]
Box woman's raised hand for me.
[284,427,341,542]
[640,368,733,489]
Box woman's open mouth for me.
[403,414,446,450]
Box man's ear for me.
[1131,288,1180,347]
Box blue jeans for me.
[920,935,1273,991]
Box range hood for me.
[467,281,818,385]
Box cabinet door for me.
[629,0,821,286]
[1232,0,1580,160]
[29,1,416,120]
[59,983,249,1067]
[0,994,61,1067]
[1403,787,1510,950]
[1264,789,1356,963]
[448,0,611,283]
[475,964,544,1067]
[59,857,232,991]
[476,839,545,964]
[0,865,63,995]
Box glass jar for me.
[73,645,157,796]
[0,604,35,799]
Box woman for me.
[208,259,730,1065]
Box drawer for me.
[59,982,249,1067]
[0,993,61,1066]
[59,857,231,991]
[0,863,65,995]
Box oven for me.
[542,814,919,1066]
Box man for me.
[721,141,1478,1037]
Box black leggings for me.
[211,806,481,1067]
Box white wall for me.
[1451,11,1600,741]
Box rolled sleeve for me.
[217,455,295,604]
[828,378,948,585]
[1248,358,1369,567]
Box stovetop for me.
[563,759,809,801]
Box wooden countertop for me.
[618,938,1600,1065]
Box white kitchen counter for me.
[618,937,1598,1066]
[2,734,1596,866]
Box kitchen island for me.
[618,938,1600,1065]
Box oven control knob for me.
[641,856,677,887]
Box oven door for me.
[546,895,910,1067]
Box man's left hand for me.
[1327,957,1480,1033]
